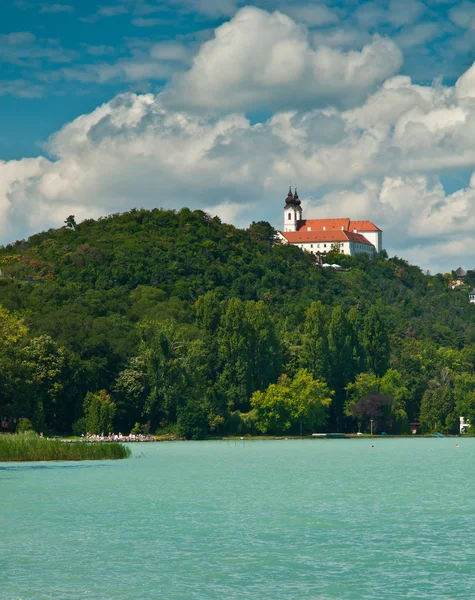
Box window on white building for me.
[288,213,292,220]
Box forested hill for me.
[0,207,474,438]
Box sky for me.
[2,1,475,272]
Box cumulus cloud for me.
[163,6,403,112]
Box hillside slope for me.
[0,207,474,437]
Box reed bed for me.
[0,432,131,462]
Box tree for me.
[0,305,27,348]
[217,298,252,412]
[246,300,282,395]
[453,372,475,432]
[288,369,333,433]
[300,301,328,382]
[362,306,390,376]
[251,369,332,434]
[83,390,116,434]
[22,335,69,432]
[195,291,221,334]
[345,370,409,433]
[419,368,456,433]
[328,306,354,430]
[114,356,148,431]
[249,221,276,246]
[64,215,77,229]
[139,320,208,432]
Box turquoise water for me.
[1,439,475,599]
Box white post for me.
[370,420,373,436]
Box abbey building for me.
[277,187,382,257]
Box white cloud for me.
[279,4,340,27]
[0,79,44,98]
[449,1,475,29]
[164,6,403,112]
[395,22,441,48]
[0,32,77,67]
[355,0,426,29]
[203,201,251,223]
[166,0,239,17]
[131,17,168,27]
[40,4,74,13]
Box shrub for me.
[16,418,34,433]
[72,418,87,436]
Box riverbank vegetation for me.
[1,208,475,437]
[0,432,131,461]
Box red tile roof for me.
[280,230,373,245]
[298,218,350,231]
[295,218,381,233]
[349,220,381,232]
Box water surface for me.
[1,439,475,599]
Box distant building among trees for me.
[276,187,382,257]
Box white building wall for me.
[356,230,382,253]
[295,241,351,255]
[348,241,375,257]
[277,234,375,257]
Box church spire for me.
[285,186,294,204]
[294,187,300,204]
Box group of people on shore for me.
[81,432,158,442]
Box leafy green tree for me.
[300,301,328,382]
[64,215,77,229]
[419,368,456,433]
[249,221,276,246]
[251,369,332,434]
[246,300,282,395]
[217,298,252,412]
[362,306,390,376]
[195,291,222,334]
[380,369,409,433]
[83,390,116,434]
[22,335,69,432]
[139,320,208,431]
[328,306,354,430]
[345,370,409,433]
[114,356,148,432]
[0,305,27,347]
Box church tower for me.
[284,186,302,232]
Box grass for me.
[0,432,131,462]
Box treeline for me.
[1,207,475,437]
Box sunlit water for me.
[2,439,475,599]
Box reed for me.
[0,432,131,462]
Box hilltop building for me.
[277,187,382,257]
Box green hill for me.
[1,207,474,438]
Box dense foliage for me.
[1,207,474,438]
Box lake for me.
[1,438,475,599]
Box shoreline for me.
[58,433,475,443]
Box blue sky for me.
[2,0,475,271]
